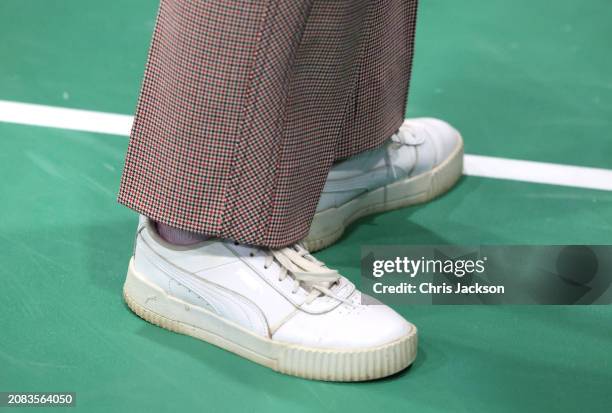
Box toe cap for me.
[420,117,462,165]
[272,293,415,350]
[403,117,462,167]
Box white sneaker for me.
[123,217,417,381]
[304,118,464,251]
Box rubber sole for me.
[123,259,418,381]
[303,136,464,252]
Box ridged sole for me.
[303,136,464,252]
[123,260,417,381]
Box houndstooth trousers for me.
[118,0,418,248]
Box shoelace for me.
[263,244,354,306]
[386,125,426,181]
[390,124,426,146]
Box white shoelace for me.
[391,124,425,146]
[263,244,353,305]
[386,124,427,180]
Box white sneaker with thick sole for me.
[123,217,417,381]
[304,118,464,251]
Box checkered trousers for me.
[118,0,418,248]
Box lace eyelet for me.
[263,265,268,270]
[234,241,239,246]
[249,252,254,257]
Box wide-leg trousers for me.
[118,0,418,248]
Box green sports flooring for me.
[1,1,611,412]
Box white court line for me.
[1,99,611,191]
[463,155,612,191]
[0,100,133,136]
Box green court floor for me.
[1,1,611,412]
